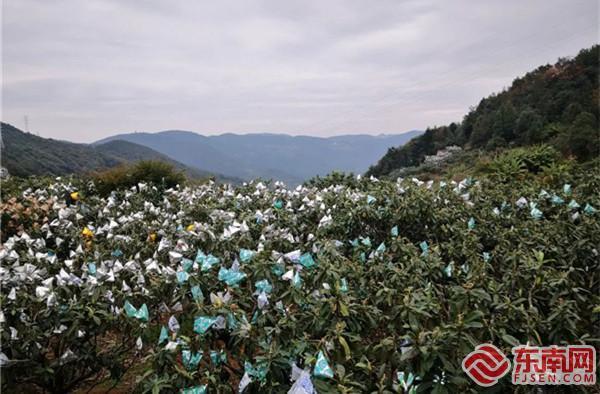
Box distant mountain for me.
[367,45,599,177]
[94,130,422,184]
[0,122,234,181]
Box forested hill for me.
[0,122,231,181]
[367,45,599,177]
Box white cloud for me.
[1,0,597,142]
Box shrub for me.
[93,160,186,195]
[1,167,598,393]
[479,145,561,182]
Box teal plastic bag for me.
[299,253,316,268]
[136,304,149,322]
[443,262,453,278]
[182,350,202,370]
[367,195,376,204]
[467,217,476,230]
[226,312,238,330]
[210,349,227,365]
[158,326,169,344]
[88,262,96,276]
[182,258,193,272]
[193,316,218,335]
[568,199,580,210]
[483,252,491,263]
[397,371,419,392]
[191,285,204,303]
[271,263,284,276]
[563,183,572,195]
[273,199,283,209]
[419,241,429,256]
[124,301,149,322]
[530,205,543,220]
[218,267,247,286]
[239,249,255,263]
[391,226,399,237]
[201,254,220,271]
[292,271,303,288]
[124,301,137,317]
[177,271,189,284]
[181,385,207,394]
[551,195,564,205]
[361,237,372,247]
[313,350,334,379]
[340,278,348,293]
[195,249,206,263]
[255,279,273,294]
[584,203,597,215]
[376,242,386,254]
[245,360,268,382]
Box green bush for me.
[478,145,561,182]
[1,166,598,393]
[93,160,186,196]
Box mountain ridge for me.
[94,129,423,184]
[0,122,237,182]
[95,129,421,143]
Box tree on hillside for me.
[491,102,517,142]
[561,102,583,123]
[564,112,599,160]
[516,108,545,144]
[471,114,493,147]
[366,45,600,178]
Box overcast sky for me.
[2,0,598,142]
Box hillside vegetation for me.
[0,123,235,182]
[367,46,599,178]
[1,161,598,393]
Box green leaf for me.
[339,336,351,360]
[339,302,349,317]
[502,334,520,347]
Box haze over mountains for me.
[0,123,234,181]
[94,130,422,184]
[1,122,421,184]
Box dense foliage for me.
[386,144,589,184]
[1,164,598,393]
[93,161,187,197]
[367,46,599,177]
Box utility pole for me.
[23,115,38,135]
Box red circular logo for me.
[462,344,511,387]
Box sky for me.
[2,0,598,143]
